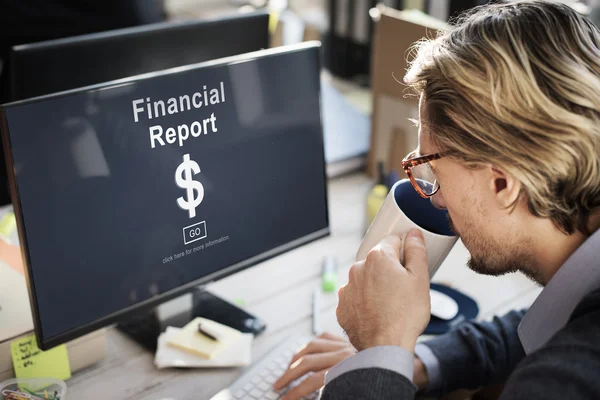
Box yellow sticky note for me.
[11,335,71,381]
[0,212,16,238]
[167,317,242,359]
[269,12,280,36]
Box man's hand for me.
[336,229,431,352]
[273,332,356,400]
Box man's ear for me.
[489,166,521,208]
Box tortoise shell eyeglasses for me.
[401,150,444,198]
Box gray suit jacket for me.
[320,287,600,399]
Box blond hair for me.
[404,0,600,235]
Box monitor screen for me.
[0,42,329,349]
[8,10,270,101]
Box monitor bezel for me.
[0,41,330,350]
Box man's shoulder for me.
[569,286,600,323]
[500,287,600,399]
[547,286,600,347]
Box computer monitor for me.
[0,41,329,350]
[8,10,270,102]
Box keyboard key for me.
[243,383,253,392]
[259,369,270,377]
[264,374,277,384]
[265,392,280,400]
[258,382,271,391]
[249,389,264,399]
[251,376,261,385]
[234,389,246,399]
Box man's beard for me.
[448,213,542,284]
[467,255,520,277]
[468,255,543,284]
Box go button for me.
[183,221,207,245]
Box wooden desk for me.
[66,172,541,399]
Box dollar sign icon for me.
[175,153,204,218]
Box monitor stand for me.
[116,288,266,352]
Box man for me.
[273,0,600,398]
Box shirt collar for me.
[518,228,600,354]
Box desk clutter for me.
[154,318,254,369]
[9,336,70,382]
[0,378,66,400]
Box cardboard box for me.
[367,6,448,178]
[389,125,413,177]
[270,9,323,48]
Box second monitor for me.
[8,10,271,102]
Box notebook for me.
[166,317,244,359]
[155,326,252,369]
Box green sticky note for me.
[11,335,71,381]
[233,298,245,307]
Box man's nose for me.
[431,191,447,210]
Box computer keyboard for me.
[209,334,319,400]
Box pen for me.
[312,287,321,335]
[198,323,219,341]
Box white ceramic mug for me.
[356,179,458,279]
